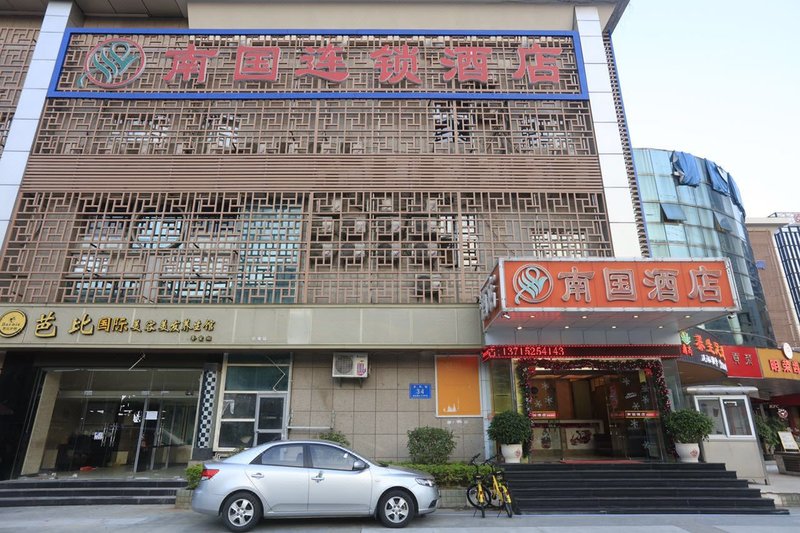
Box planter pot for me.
[675,442,700,463]
[501,443,523,464]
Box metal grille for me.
[0,26,39,154]
[34,98,596,157]
[57,33,581,96]
[0,190,611,304]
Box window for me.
[694,396,754,438]
[309,444,358,471]
[714,212,733,232]
[256,444,305,467]
[435,356,481,417]
[660,203,687,223]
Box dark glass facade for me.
[633,148,775,347]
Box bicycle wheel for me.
[466,483,490,509]
[501,485,514,517]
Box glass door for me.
[255,394,287,444]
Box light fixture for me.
[611,325,617,329]
[564,325,570,329]
[529,315,536,318]
[633,315,639,319]
[581,315,588,319]
[516,326,523,330]
[658,325,664,329]
[684,315,691,319]
[502,312,511,319]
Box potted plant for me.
[487,410,532,464]
[664,408,715,463]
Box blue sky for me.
[612,0,800,218]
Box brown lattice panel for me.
[0,26,39,153]
[33,98,595,157]
[56,33,581,95]
[0,191,611,305]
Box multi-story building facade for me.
[747,213,800,350]
[0,1,745,479]
[633,148,775,348]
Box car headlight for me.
[415,478,436,487]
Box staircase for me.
[504,463,788,514]
[0,479,186,507]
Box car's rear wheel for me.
[221,491,262,532]
[377,489,414,528]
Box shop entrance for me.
[520,361,668,461]
[26,369,201,477]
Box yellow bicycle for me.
[466,454,514,518]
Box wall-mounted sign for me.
[758,348,800,380]
[482,344,682,360]
[610,410,659,419]
[51,29,586,100]
[678,328,728,374]
[482,258,738,330]
[724,345,762,379]
[529,411,558,419]
[0,307,215,343]
[0,310,26,338]
[409,383,431,400]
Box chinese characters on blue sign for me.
[409,383,431,399]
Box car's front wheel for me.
[377,489,414,528]
[221,491,262,532]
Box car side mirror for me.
[352,460,368,471]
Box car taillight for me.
[201,468,219,480]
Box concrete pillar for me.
[20,371,61,475]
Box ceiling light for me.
[516,326,523,330]
[581,315,588,319]
[684,315,691,319]
[633,315,639,319]
[502,313,510,319]
[658,325,664,329]
[564,325,570,329]
[529,315,535,318]
[611,325,617,329]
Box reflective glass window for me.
[723,399,753,436]
[309,444,358,471]
[637,175,658,201]
[664,224,687,243]
[257,444,305,467]
[655,175,678,202]
[661,203,687,222]
[226,366,288,391]
[697,399,726,435]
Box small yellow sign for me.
[0,310,27,338]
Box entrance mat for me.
[559,459,642,464]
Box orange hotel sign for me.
[480,258,738,328]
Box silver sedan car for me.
[191,440,439,531]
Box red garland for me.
[518,358,672,420]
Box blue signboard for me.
[409,383,432,399]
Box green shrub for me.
[664,408,715,443]
[318,429,351,447]
[487,410,532,444]
[407,426,456,464]
[185,463,203,490]
[755,415,788,454]
[393,462,491,487]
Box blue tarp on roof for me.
[727,172,745,215]
[705,159,730,195]
[671,151,701,186]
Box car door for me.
[306,443,373,514]
[246,443,309,514]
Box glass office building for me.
[633,148,775,348]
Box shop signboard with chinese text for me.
[50,29,586,101]
[758,348,800,380]
[724,345,763,379]
[483,258,738,330]
[678,328,728,375]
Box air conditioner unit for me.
[332,352,368,378]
